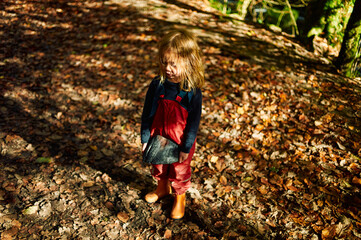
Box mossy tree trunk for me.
[302,0,354,49]
[324,0,354,46]
[335,0,361,77]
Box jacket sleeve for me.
[140,79,159,144]
[180,89,202,153]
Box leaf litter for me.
[1,0,361,239]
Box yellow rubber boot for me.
[170,193,186,220]
[145,179,171,203]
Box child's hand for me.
[179,151,189,163]
[142,143,147,152]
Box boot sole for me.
[171,215,184,220]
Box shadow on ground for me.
[1,0,361,239]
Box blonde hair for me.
[158,29,204,91]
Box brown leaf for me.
[11,220,21,229]
[83,181,95,188]
[321,225,336,240]
[163,229,172,239]
[105,201,115,210]
[215,221,223,228]
[233,144,242,151]
[117,212,129,223]
[1,226,18,239]
[352,176,361,186]
[219,175,227,185]
[258,185,268,195]
[337,105,344,111]
[206,142,216,148]
[215,159,226,172]
[213,132,220,137]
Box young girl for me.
[141,29,204,220]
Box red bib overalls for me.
[149,90,196,195]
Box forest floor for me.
[1,0,361,239]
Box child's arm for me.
[141,79,159,146]
[142,143,147,153]
[180,89,202,157]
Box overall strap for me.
[176,90,194,106]
[159,83,165,99]
[152,82,194,114]
[176,90,187,102]
[149,82,165,117]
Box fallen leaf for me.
[117,212,129,223]
[89,145,98,151]
[23,206,38,215]
[210,156,219,163]
[233,144,242,151]
[315,120,323,126]
[213,132,220,137]
[105,201,115,210]
[83,181,95,188]
[35,157,52,163]
[255,124,264,131]
[258,185,268,194]
[220,175,227,185]
[322,225,336,240]
[1,226,18,239]
[352,177,361,186]
[164,229,172,239]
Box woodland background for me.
[1,0,361,239]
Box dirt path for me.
[1,0,361,239]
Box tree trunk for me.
[323,0,349,45]
[302,0,353,49]
[335,0,361,77]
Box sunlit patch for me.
[0,133,34,159]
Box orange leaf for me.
[258,185,268,194]
[89,145,98,151]
[321,226,336,240]
[117,212,129,223]
[206,142,216,148]
[288,128,296,133]
[288,185,299,192]
[337,105,344,111]
[280,93,287,102]
[220,175,227,185]
[352,176,361,186]
[233,145,242,151]
[224,186,232,193]
[255,124,264,131]
[164,229,172,239]
[213,132,220,137]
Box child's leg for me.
[145,164,172,203]
[168,143,196,219]
[168,143,195,195]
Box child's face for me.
[160,51,185,83]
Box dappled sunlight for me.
[1,0,361,239]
